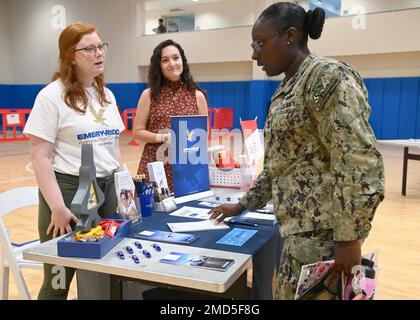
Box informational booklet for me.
[215,228,258,247]
[160,252,234,272]
[132,229,199,244]
[114,170,140,223]
[295,260,336,300]
[167,219,229,233]
[169,206,211,220]
[295,251,379,300]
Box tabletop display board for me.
[171,115,213,204]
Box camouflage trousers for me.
[274,229,337,300]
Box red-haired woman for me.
[24,22,125,299]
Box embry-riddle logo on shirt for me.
[89,105,107,126]
[76,129,120,142]
[76,105,120,143]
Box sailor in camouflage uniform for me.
[210,2,384,300]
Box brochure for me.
[295,260,336,300]
[295,251,379,300]
[160,252,234,272]
[114,170,139,223]
[169,206,211,220]
[215,228,258,247]
[167,220,229,233]
[133,229,198,244]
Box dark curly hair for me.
[147,39,206,103]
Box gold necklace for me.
[88,104,107,126]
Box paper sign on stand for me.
[240,119,264,183]
[147,161,169,191]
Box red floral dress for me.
[137,80,199,191]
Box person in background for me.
[209,2,385,300]
[133,39,208,191]
[24,22,125,299]
[153,18,167,34]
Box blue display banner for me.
[170,115,210,198]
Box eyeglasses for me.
[250,32,281,52]
[75,43,109,55]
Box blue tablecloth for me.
[127,201,283,299]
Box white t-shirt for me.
[24,79,125,177]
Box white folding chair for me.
[0,186,42,300]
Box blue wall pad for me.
[107,82,146,110]
[364,77,420,139]
[2,78,420,139]
[0,85,11,107]
[0,83,146,111]
[1,84,43,109]
[200,80,279,129]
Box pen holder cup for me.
[139,194,154,217]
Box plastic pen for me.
[229,219,258,228]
